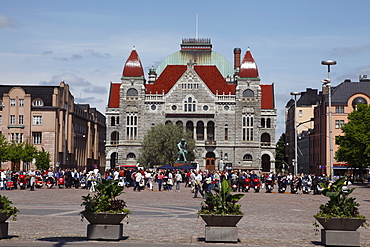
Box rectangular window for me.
[0,115,2,124]
[335,120,345,129]
[242,114,254,141]
[32,132,42,144]
[126,113,138,140]
[335,106,344,113]
[10,99,16,106]
[19,99,24,106]
[18,115,24,125]
[33,116,42,125]
[10,115,15,124]
[224,128,228,141]
[299,110,303,117]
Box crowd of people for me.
[0,166,366,196]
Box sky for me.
[2,0,370,139]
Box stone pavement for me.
[0,183,369,247]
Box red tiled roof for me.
[146,65,187,94]
[238,49,259,78]
[122,48,144,77]
[194,66,235,94]
[260,84,275,109]
[108,82,121,108]
[146,65,235,95]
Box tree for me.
[275,133,287,172]
[34,147,51,170]
[138,123,196,167]
[6,141,25,171]
[335,104,370,175]
[21,140,38,170]
[0,134,8,163]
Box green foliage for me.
[21,140,38,163]
[6,141,25,164]
[315,177,365,220]
[335,104,370,170]
[34,147,51,170]
[0,134,8,163]
[81,179,130,214]
[0,195,19,221]
[275,133,287,172]
[138,123,196,167]
[198,179,244,216]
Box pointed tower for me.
[122,47,144,78]
[238,48,259,78]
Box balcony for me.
[205,140,216,147]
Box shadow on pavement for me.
[38,236,129,246]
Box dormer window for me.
[33,99,43,106]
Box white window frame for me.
[33,132,42,144]
[19,99,24,106]
[18,115,24,125]
[10,115,15,124]
[10,99,16,106]
[33,116,42,125]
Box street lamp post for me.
[290,92,301,176]
[321,60,337,179]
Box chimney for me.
[233,48,241,70]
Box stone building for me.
[106,38,276,171]
[0,82,106,171]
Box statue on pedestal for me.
[176,138,188,162]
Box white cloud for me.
[0,15,18,29]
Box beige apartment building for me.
[0,82,106,171]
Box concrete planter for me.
[81,211,128,240]
[0,212,10,239]
[81,211,128,225]
[315,216,366,246]
[200,214,243,242]
[200,214,243,227]
[315,216,365,231]
[0,212,11,223]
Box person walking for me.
[157,171,163,191]
[175,171,182,192]
[193,171,204,198]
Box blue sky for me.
[2,0,370,139]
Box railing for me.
[205,140,216,146]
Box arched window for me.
[266,118,271,128]
[207,121,215,141]
[243,89,254,97]
[33,99,43,106]
[196,121,204,140]
[111,131,119,145]
[127,153,136,160]
[243,154,253,161]
[186,121,194,137]
[165,120,172,125]
[127,88,138,97]
[261,133,271,146]
[184,96,196,112]
[111,116,116,126]
[261,118,265,128]
[176,121,183,126]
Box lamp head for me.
[321,60,337,66]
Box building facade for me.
[0,82,106,171]
[106,38,276,171]
[285,77,370,176]
[285,88,321,174]
[311,77,370,176]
